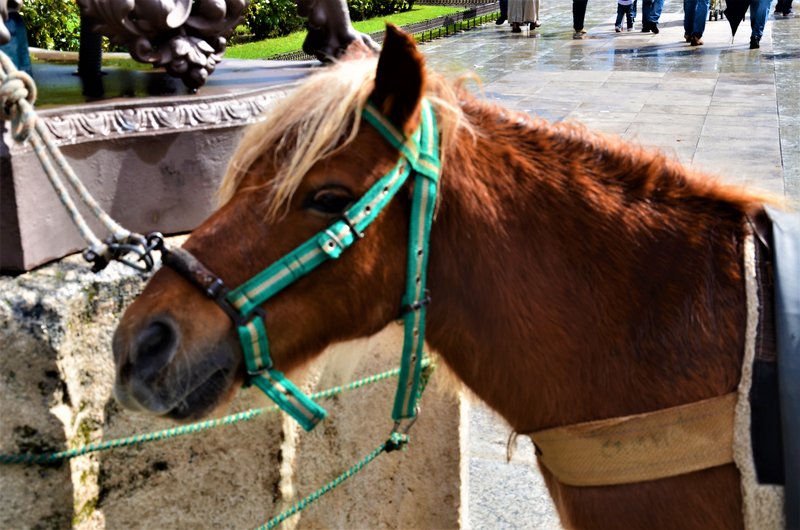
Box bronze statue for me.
[76,0,377,89]
[298,0,378,60]
[76,0,248,89]
[1,0,377,89]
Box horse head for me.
[112,26,430,421]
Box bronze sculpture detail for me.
[1,0,378,89]
[76,0,247,89]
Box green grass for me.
[31,56,153,70]
[227,5,463,59]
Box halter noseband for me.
[157,99,441,431]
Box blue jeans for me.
[616,4,634,27]
[499,0,508,18]
[684,0,710,36]
[750,0,772,38]
[631,0,638,20]
[642,0,664,24]
[0,13,32,74]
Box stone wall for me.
[0,252,462,529]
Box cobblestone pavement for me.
[416,0,799,527]
[421,0,799,199]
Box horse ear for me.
[371,24,426,136]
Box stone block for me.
[0,252,463,528]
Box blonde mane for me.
[217,57,469,219]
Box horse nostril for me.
[133,319,179,379]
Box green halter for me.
[220,99,440,430]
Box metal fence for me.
[267,2,500,61]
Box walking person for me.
[683,0,710,44]
[774,0,792,15]
[749,0,772,48]
[641,0,663,32]
[573,0,589,37]
[496,0,508,24]
[509,0,540,32]
[615,0,635,31]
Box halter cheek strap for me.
[161,99,440,432]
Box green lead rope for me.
[259,361,435,530]
[0,360,431,465]
[260,434,407,530]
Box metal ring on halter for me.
[400,289,431,315]
[392,407,420,435]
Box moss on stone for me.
[72,497,98,526]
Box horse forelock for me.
[217,58,469,220]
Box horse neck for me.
[424,100,748,433]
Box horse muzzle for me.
[112,314,241,421]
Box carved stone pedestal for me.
[1,58,314,272]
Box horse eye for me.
[306,187,354,215]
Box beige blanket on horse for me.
[735,234,784,530]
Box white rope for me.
[0,51,155,270]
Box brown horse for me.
[112,25,771,529]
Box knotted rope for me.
[0,57,36,141]
[0,51,158,272]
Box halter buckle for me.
[400,290,431,315]
[338,213,364,240]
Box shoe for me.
[511,23,522,33]
[641,22,651,32]
[690,35,703,45]
[530,20,541,28]
[784,9,794,15]
[627,25,634,31]
[615,25,622,32]
[651,24,660,33]
[495,17,506,25]
[573,28,587,38]
[684,32,691,42]
[749,36,760,48]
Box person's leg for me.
[641,0,651,30]
[631,0,637,21]
[616,4,625,28]
[692,0,709,36]
[626,4,634,27]
[684,0,694,36]
[573,0,589,31]
[750,0,771,40]
[775,0,792,13]
[650,0,664,30]
[497,0,508,24]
